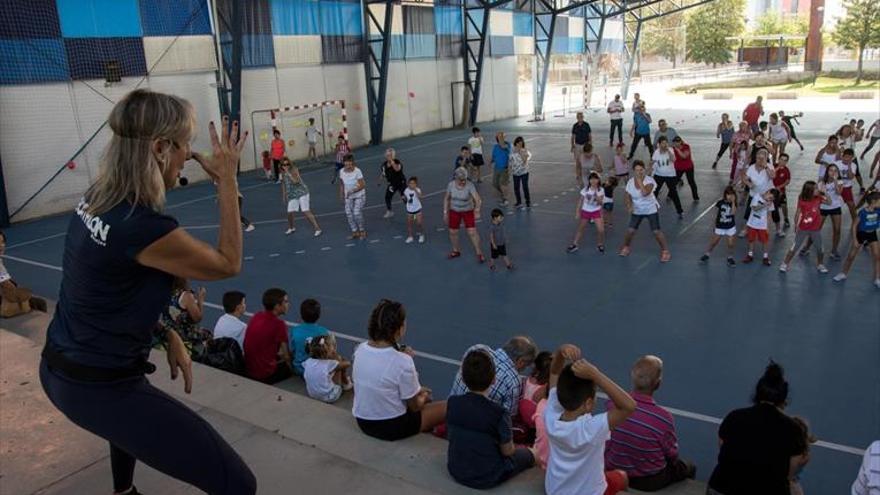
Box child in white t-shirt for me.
[567,172,606,254]
[744,189,778,265]
[403,177,425,244]
[303,333,352,404]
[543,344,635,495]
[468,127,485,183]
[305,117,322,162]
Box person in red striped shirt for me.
[605,356,696,491]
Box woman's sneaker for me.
[726,257,736,267]
[699,254,710,263]
[817,264,829,274]
[418,234,425,244]
[285,228,295,235]
[779,263,788,273]
[405,236,414,244]
[566,244,579,253]
[832,273,847,282]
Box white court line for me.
[0,251,869,457]
[5,232,68,250]
[677,202,718,237]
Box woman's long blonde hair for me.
[85,89,195,215]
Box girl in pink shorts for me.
[567,172,607,253]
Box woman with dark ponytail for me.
[708,361,810,495]
[352,299,447,441]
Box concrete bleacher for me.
[0,307,705,495]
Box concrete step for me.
[1,307,706,495]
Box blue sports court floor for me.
[3,107,878,493]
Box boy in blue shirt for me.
[488,132,511,206]
[447,349,534,489]
[289,298,329,375]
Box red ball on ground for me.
[66,161,76,170]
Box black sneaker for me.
[699,254,709,263]
[566,244,579,253]
[727,257,736,267]
[597,245,605,254]
[784,219,791,229]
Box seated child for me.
[519,351,552,429]
[302,334,351,404]
[289,298,329,375]
[544,344,636,495]
[446,349,535,489]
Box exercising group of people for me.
[33,88,879,495]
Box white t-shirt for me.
[870,120,880,138]
[306,126,320,143]
[746,165,773,197]
[651,149,676,177]
[820,181,844,210]
[352,343,420,420]
[747,196,770,230]
[404,187,422,213]
[0,260,10,283]
[836,159,858,188]
[468,136,483,155]
[543,388,611,495]
[817,150,838,179]
[626,176,659,215]
[769,122,787,141]
[580,186,604,213]
[303,358,341,402]
[339,167,365,198]
[607,101,624,120]
[213,313,247,350]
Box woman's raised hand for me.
[192,116,249,184]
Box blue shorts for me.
[602,203,614,212]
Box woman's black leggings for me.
[653,176,683,214]
[513,173,531,206]
[384,182,405,210]
[715,142,731,160]
[628,133,654,159]
[40,360,256,495]
[237,197,251,228]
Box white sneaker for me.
[778,263,788,273]
[776,230,785,238]
[313,230,322,237]
[383,210,394,219]
[245,224,256,232]
[285,228,295,235]
[737,229,746,238]
[418,234,425,244]
[405,236,414,244]
[874,279,880,289]
[817,264,828,274]
[832,273,847,282]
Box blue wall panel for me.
[320,1,363,36]
[490,36,514,57]
[221,34,276,67]
[434,6,462,35]
[0,39,70,84]
[57,0,143,38]
[0,0,62,39]
[64,37,147,79]
[270,0,320,35]
[139,0,212,36]
[513,12,532,37]
[405,34,436,59]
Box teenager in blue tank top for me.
[40,90,256,495]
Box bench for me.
[766,91,797,99]
[701,93,733,100]
[839,91,876,99]
[0,305,707,495]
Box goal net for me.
[251,100,348,168]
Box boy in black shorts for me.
[488,209,513,271]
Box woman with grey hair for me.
[444,167,485,262]
[39,89,256,494]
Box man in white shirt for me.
[213,291,248,350]
[607,94,625,147]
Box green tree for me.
[686,0,746,67]
[751,11,809,48]
[832,0,880,83]
[641,11,686,68]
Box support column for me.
[620,15,642,99]
[533,0,557,119]
[363,0,395,144]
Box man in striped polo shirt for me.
[605,355,696,491]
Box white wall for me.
[2,56,527,222]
